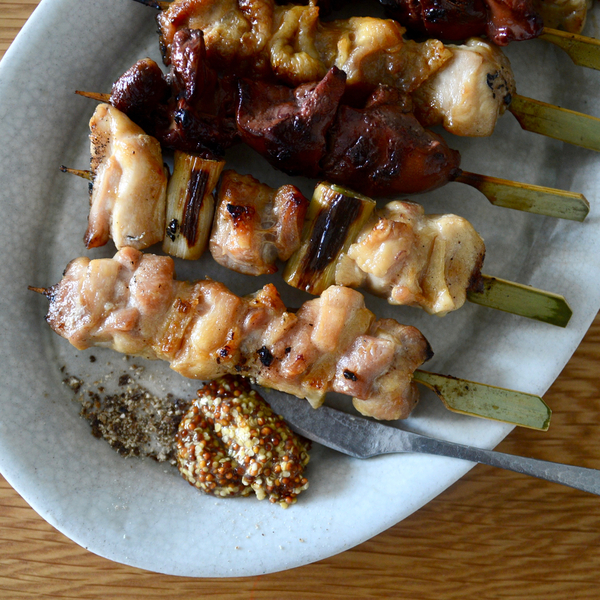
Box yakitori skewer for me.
[76,43,589,222]
[132,0,600,150]
[135,0,600,71]
[30,247,552,429]
[60,105,573,327]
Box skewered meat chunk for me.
[412,38,515,137]
[209,170,309,275]
[237,70,461,195]
[42,248,432,420]
[85,104,168,250]
[236,66,346,179]
[335,201,486,316]
[157,0,452,93]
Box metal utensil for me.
[262,389,600,495]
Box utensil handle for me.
[410,434,600,495]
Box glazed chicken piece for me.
[237,70,461,195]
[381,0,543,43]
[42,248,432,420]
[209,170,309,275]
[413,38,516,137]
[157,0,452,93]
[334,201,486,316]
[380,0,589,42]
[85,104,168,250]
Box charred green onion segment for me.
[177,376,310,507]
[163,151,224,260]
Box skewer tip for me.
[60,165,92,181]
[28,285,51,298]
[131,0,168,9]
[75,90,111,103]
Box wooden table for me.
[2,2,600,597]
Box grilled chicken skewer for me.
[135,0,600,148]
[31,247,551,429]
[77,33,589,219]
[62,107,572,326]
[136,0,600,76]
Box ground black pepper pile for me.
[63,367,191,464]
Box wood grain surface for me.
[2,2,600,598]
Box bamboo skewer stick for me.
[540,27,600,71]
[59,165,92,181]
[454,171,589,222]
[27,285,551,430]
[467,275,573,327]
[75,90,590,222]
[510,94,600,152]
[413,370,551,430]
[75,91,109,103]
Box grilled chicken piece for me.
[209,170,309,275]
[412,38,516,137]
[85,104,168,250]
[42,248,432,420]
[334,201,485,316]
[381,0,543,43]
[157,0,452,94]
[237,71,461,195]
[380,0,588,41]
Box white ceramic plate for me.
[1,0,599,577]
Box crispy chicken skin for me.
[210,171,309,276]
[43,248,432,420]
[86,104,168,250]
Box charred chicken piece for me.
[110,30,238,158]
[381,0,543,44]
[236,67,347,179]
[42,248,433,420]
[237,72,461,195]
[210,170,309,276]
[85,103,168,250]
